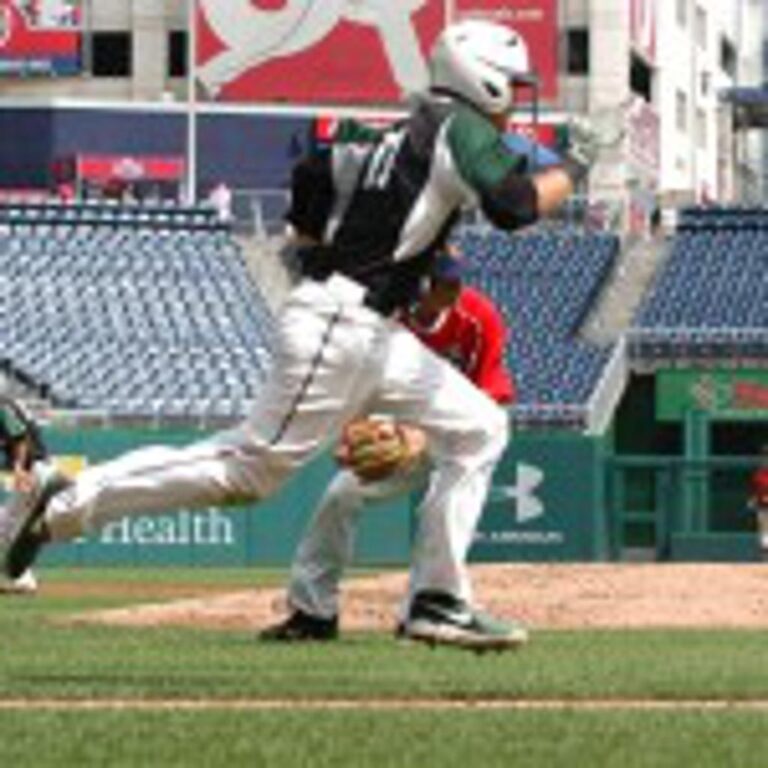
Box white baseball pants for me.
[44,275,508,603]
[288,466,426,620]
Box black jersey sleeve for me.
[285,149,335,242]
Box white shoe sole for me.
[0,579,38,595]
[404,618,529,652]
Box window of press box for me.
[91,32,132,77]
[630,54,652,103]
[169,31,187,78]
[719,36,736,78]
[565,28,589,75]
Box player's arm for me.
[502,131,586,215]
[530,167,574,215]
[334,118,386,144]
[9,437,35,492]
[0,400,43,491]
[447,110,573,230]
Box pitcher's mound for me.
[73,563,768,632]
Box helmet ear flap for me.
[483,80,504,101]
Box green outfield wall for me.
[28,373,767,569]
[30,423,612,567]
[610,373,768,559]
[38,427,411,568]
[472,432,610,562]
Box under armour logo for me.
[490,463,545,524]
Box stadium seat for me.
[632,205,768,364]
[0,201,273,423]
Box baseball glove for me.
[336,418,427,482]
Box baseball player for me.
[0,396,47,594]
[261,252,515,642]
[747,445,768,552]
[5,20,594,650]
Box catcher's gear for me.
[430,20,534,116]
[336,418,427,482]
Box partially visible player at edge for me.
[0,396,48,594]
[4,20,596,650]
[261,252,516,642]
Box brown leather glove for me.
[336,418,427,482]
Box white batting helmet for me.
[429,20,534,115]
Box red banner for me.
[0,0,80,75]
[197,0,558,104]
[54,155,186,184]
[506,121,558,147]
[197,0,444,104]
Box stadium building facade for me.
[0,1,765,225]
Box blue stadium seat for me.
[633,205,768,363]
[0,202,273,422]
[453,228,619,410]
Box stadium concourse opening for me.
[721,86,768,130]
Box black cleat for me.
[4,466,71,580]
[259,609,339,642]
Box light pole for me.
[185,0,198,205]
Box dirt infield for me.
[75,563,768,632]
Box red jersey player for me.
[401,255,514,405]
[262,252,517,641]
[748,448,768,550]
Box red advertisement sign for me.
[454,0,558,101]
[76,155,185,183]
[197,0,558,104]
[0,0,80,75]
[506,121,557,147]
[54,155,186,184]
[197,0,444,104]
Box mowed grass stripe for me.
[4,708,768,768]
[5,698,768,711]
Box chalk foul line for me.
[3,698,768,712]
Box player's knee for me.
[325,470,364,504]
[482,405,510,458]
[454,403,509,462]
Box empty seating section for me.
[455,229,618,413]
[0,200,221,230]
[0,203,275,422]
[0,202,619,425]
[633,206,768,363]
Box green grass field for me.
[2,568,768,767]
